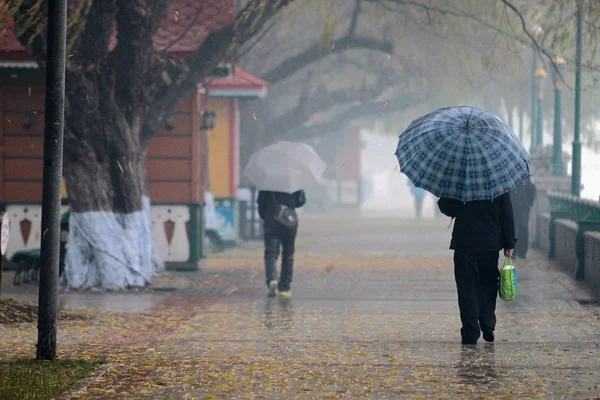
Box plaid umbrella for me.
[395,106,532,202]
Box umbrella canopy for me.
[395,106,532,202]
[244,141,326,193]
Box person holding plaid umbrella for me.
[395,106,531,345]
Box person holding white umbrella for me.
[257,189,306,298]
[244,141,326,298]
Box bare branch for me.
[269,70,400,138]
[349,0,361,35]
[180,0,294,91]
[281,94,431,141]
[141,0,295,147]
[500,0,567,87]
[160,1,208,53]
[261,35,394,84]
[370,0,573,88]
[8,0,49,67]
[372,0,530,48]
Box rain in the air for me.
[1,0,600,398]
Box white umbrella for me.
[243,141,326,193]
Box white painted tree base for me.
[63,197,164,291]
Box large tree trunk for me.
[7,0,302,291]
[62,95,163,290]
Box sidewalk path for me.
[1,210,599,399]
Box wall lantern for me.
[22,111,33,130]
[202,111,217,130]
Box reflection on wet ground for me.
[2,210,600,398]
[456,344,499,387]
[263,297,294,331]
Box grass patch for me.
[0,359,102,400]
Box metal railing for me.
[547,192,600,221]
[547,191,600,280]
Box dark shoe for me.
[482,329,495,343]
[461,333,478,345]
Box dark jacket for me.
[510,179,536,220]
[257,190,307,221]
[438,193,516,251]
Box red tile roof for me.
[154,0,233,55]
[0,0,234,58]
[0,21,23,52]
[207,68,268,92]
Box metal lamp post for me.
[37,0,67,361]
[572,1,583,197]
[530,48,538,152]
[529,25,543,152]
[551,55,566,176]
[519,94,525,143]
[534,66,547,153]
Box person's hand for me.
[504,248,514,258]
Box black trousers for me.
[264,225,297,291]
[454,250,500,343]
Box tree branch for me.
[349,0,361,35]
[372,0,531,48]
[182,0,295,88]
[140,0,295,147]
[74,0,117,65]
[160,1,210,53]
[499,0,567,87]
[375,0,570,85]
[280,94,430,142]
[261,35,393,84]
[269,69,401,138]
[8,0,48,67]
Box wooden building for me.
[205,69,267,246]
[0,0,267,269]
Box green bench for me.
[11,248,41,285]
[11,212,69,286]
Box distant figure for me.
[257,190,307,298]
[438,194,516,345]
[510,179,536,260]
[409,181,427,219]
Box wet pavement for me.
[2,209,600,398]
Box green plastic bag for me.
[499,257,517,301]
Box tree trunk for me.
[62,104,163,291]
